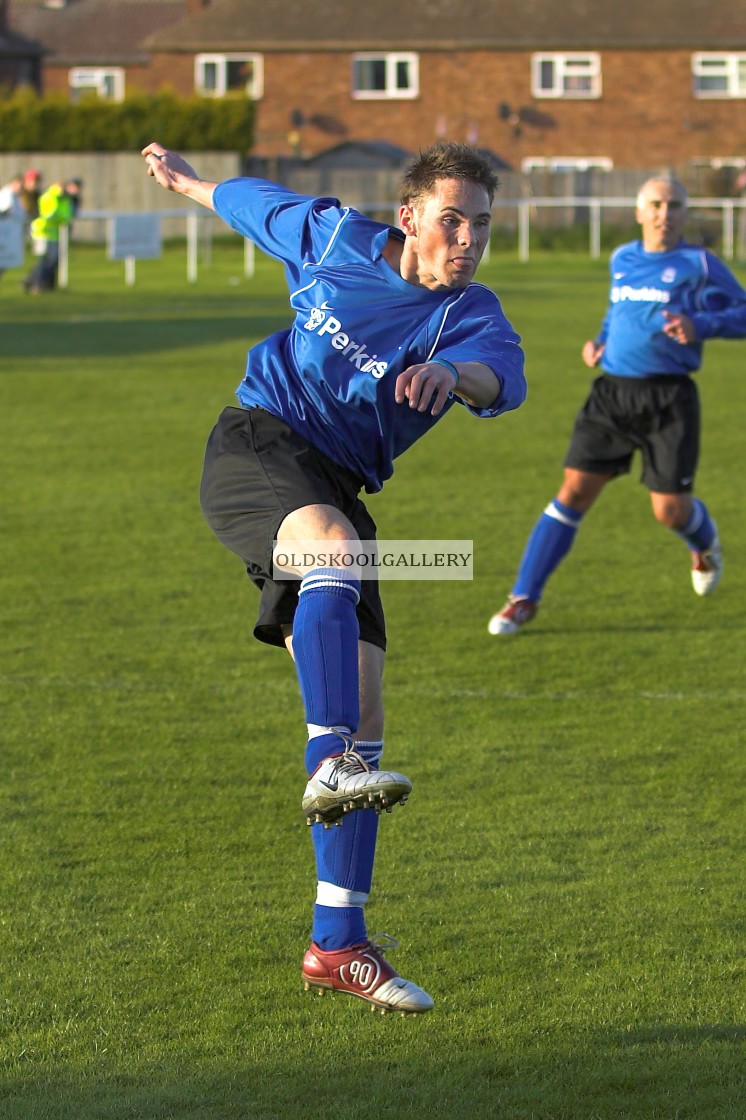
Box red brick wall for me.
[49,47,746,170]
[246,48,746,169]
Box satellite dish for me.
[308,114,347,137]
[497,103,557,135]
[517,106,557,130]
[288,109,347,136]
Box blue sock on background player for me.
[512,499,584,602]
[675,498,717,552]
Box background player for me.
[143,140,526,1013]
[489,176,746,636]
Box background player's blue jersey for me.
[213,178,526,492]
[596,239,746,378]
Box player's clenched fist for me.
[395,361,457,416]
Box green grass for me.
[1,243,744,1119]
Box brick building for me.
[6,0,746,173]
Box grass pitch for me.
[1,242,744,1119]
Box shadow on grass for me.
[620,1023,746,1045]
[513,615,746,636]
[0,314,289,360]
[2,1023,744,1119]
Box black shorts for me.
[564,373,700,493]
[199,407,386,651]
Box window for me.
[692,54,746,98]
[352,53,418,99]
[69,68,124,101]
[690,157,746,169]
[522,156,613,173]
[532,53,601,99]
[195,54,263,98]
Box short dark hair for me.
[399,142,500,207]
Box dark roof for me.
[9,0,746,68]
[303,140,414,170]
[0,25,43,59]
[9,0,186,65]
[145,0,746,51]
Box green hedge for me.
[0,88,254,152]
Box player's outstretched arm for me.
[141,142,217,211]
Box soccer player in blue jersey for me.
[142,140,526,1013]
[489,176,746,637]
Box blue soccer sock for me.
[292,567,372,951]
[311,741,382,950]
[676,499,717,552]
[512,499,584,602]
[312,902,368,950]
[293,568,361,767]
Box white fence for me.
[57,208,256,288]
[51,195,746,287]
[497,196,746,262]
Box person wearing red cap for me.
[20,169,42,224]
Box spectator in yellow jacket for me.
[23,179,81,293]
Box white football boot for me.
[691,532,723,596]
[488,596,539,635]
[303,745,412,827]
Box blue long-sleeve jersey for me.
[596,239,746,378]
[213,178,526,492]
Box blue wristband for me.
[431,357,459,386]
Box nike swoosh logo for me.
[613,273,624,279]
[320,300,334,310]
[319,778,339,791]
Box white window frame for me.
[690,156,746,169]
[692,53,746,99]
[351,52,419,100]
[522,156,612,173]
[195,54,264,98]
[531,53,601,99]
[69,67,125,101]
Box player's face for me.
[399,178,492,290]
[636,181,687,251]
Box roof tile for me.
[9,0,186,65]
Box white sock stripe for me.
[299,573,361,602]
[300,566,360,580]
[316,881,369,907]
[300,573,358,589]
[307,724,351,740]
[354,739,383,764]
[545,501,580,528]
